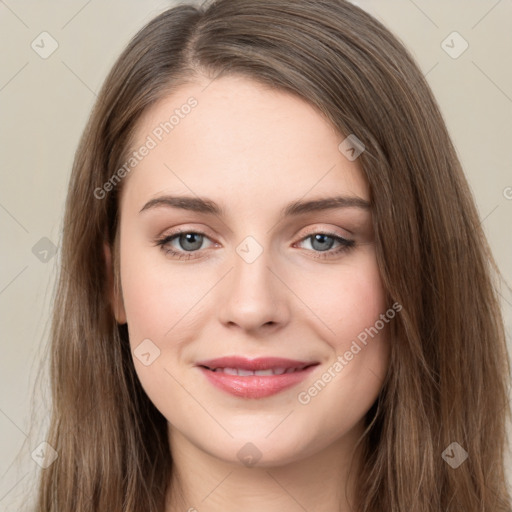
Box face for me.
[108,75,391,467]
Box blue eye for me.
[295,232,355,259]
[170,232,205,252]
[154,230,355,260]
[155,231,211,260]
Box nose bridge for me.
[217,234,288,331]
[232,234,276,301]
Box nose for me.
[217,240,290,334]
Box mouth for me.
[195,356,319,399]
[205,366,310,375]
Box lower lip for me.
[198,366,317,399]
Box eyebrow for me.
[139,194,371,218]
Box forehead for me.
[120,75,368,211]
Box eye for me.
[154,229,356,261]
[154,230,214,260]
[295,231,355,259]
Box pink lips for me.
[196,356,319,399]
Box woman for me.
[35,0,511,510]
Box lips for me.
[196,356,319,399]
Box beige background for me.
[0,0,511,509]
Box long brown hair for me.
[35,0,511,510]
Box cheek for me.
[290,257,390,442]
[119,241,205,346]
[119,245,205,407]
[291,251,388,351]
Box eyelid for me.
[295,224,354,241]
[155,224,219,242]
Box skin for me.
[106,75,391,512]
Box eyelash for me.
[154,228,355,261]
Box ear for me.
[103,242,127,324]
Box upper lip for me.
[196,356,319,371]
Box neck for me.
[165,423,365,512]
